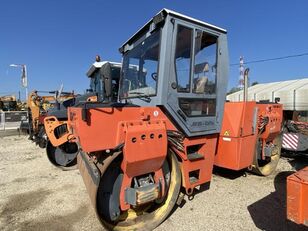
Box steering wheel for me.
[151,72,158,81]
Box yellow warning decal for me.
[224,130,230,136]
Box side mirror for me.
[100,62,112,101]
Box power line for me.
[230,52,308,66]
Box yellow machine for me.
[26,90,75,147]
[0,95,18,111]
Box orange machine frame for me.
[215,101,282,170]
[68,106,218,199]
[43,95,97,147]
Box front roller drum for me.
[78,150,181,231]
[46,141,78,170]
[251,135,282,176]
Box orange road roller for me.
[49,9,283,230]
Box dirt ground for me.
[0,135,307,231]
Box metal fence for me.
[0,111,28,131]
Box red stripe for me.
[288,134,298,142]
[291,133,299,140]
[282,141,291,149]
[283,135,297,149]
[284,136,297,146]
[284,134,298,145]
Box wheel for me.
[251,135,282,176]
[37,126,47,148]
[46,141,78,170]
[96,150,181,231]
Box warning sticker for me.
[224,130,230,136]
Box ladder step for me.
[187,152,203,161]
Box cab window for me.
[175,25,193,92]
[193,30,217,94]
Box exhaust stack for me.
[243,68,250,101]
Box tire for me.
[46,141,78,170]
[251,135,282,176]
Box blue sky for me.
[1,0,308,99]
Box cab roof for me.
[119,8,227,53]
[86,61,121,77]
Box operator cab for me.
[119,9,229,136]
[87,61,121,102]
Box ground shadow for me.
[284,154,308,171]
[213,166,247,180]
[247,171,307,231]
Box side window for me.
[175,25,193,92]
[193,30,217,94]
[90,73,102,93]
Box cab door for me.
[165,20,227,137]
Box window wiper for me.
[128,91,151,102]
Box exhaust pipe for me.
[243,68,250,102]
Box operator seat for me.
[194,76,208,93]
[194,62,210,93]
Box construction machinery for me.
[44,60,121,169]
[227,79,308,155]
[0,95,18,111]
[49,9,283,230]
[24,89,75,148]
[0,95,28,133]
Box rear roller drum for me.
[251,135,282,176]
[96,150,181,231]
[46,141,78,170]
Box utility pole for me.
[9,64,28,100]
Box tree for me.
[227,87,241,95]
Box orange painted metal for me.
[179,135,218,194]
[44,116,72,146]
[287,167,308,226]
[68,106,218,197]
[257,103,283,141]
[28,91,74,134]
[119,120,167,210]
[121,120,167,177]
[68,107,170,153]
[215,102,258,170]
[215,101,283,170]
[43,95,97,147]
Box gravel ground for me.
[0,135,307,231]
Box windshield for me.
[120,30,160,99]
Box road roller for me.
[44,60,121,169]
[52,9,283,230]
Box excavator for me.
[24,89,75,148]
[47,9,283,230]
[44,59,121,169]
